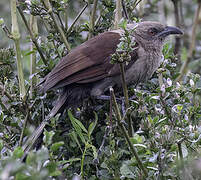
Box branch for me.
[67,2,88,35]
[89,0,98,38]
[30,15,38,98]
[19,109,29,146]
[42,0,71,51]
[114,0,122,29]
[17,5,48,66]
[171,0,182,56]
[10,0,26,100]
[110,87,148,178]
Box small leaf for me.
[190,79,195,87]
[68,110,87,133]
[51,141,64,152]
[13,147,24,159]
[88,112,98,138]
[43,130,55,146]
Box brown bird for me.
[22,21,183,158]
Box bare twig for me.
[30,15,38,98]
[56,12,65,32]
[89,0,98,38]
[17,5,47,66]
[171,0,182,56]
[41,0,71,51]
[121,0,129,20]
[133,0,143,10]
[110,87,148,178]
[11,0,26,100]
[119,64,133,136]
[19,109,29,146]
[114,0,122,29]
[67,2,88,35]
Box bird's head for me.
[130,21,183,50]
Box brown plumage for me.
[42,21,182,117]
[21,22,182,158]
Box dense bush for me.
[0,0,201,179]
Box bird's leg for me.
[95,95,119,102]
[96,95,127,116]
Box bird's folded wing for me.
[43,31,138,92]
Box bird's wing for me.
[43,31,138,92]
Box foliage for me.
[0,0,201,179]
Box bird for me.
[22,21,183,159]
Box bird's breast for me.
[124,48,162,86]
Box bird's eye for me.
[148,28,158,36]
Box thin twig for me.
[19,109,29,146]
[133,0,143,10]
[114,0,122,29]
[30,15,38,99]
[56,12,65,32]
[121,0,129,20]
[41,0,71,51]
[67,2,88,35]
[89,0,98,38]
[110,87,148,178]
[177,140,184,160]
[171,0,182,56]
[17,5,48,66]
[119,64,133,136]
[11,0,26,100]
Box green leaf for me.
[51,141,64,152]
[88,112,98,138]
[43,130,55,146]
[70,131,82,152]
[68,110,87,133]
[16,173,30,180]
[133,144,147,148]
[88,144,97,159]
[13,147,24,159]
[46,161,61,176]
[118,19,127,30]
[68,110,86,143]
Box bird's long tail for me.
[21,91,69,161]
[21,120,47,161]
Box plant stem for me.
[81,144,87,178]
[114,0,122,29]
[171,0,182,56]
[67,2,88,35]
[10,0,26,100]
[121,0,129,20]
[119,64,129,108]
[119,64,133,136]
[42,0,71,51]
[17,5,48,66]
[177,141,183,160]
[19,109,29,146]
[30,15,38,99]
[89,0,98,38]
[110,87,148,178]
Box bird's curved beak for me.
[157,26,183,38]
